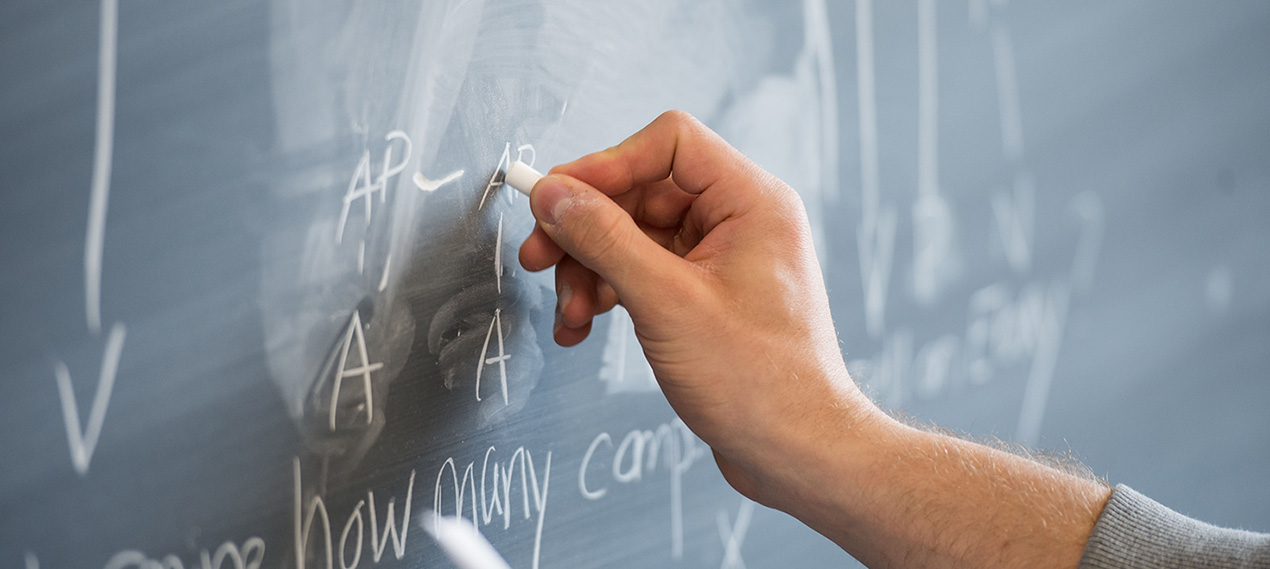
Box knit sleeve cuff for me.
[1079,484,1270,569]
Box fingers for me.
[519,188,693,273]
[522,111,771,276]
[519,225,565,272]
[556,256,598,329]
[554,256,594,347]
[552,110,779,251]
[608,177,696,229]
[529,173,691,311]
[553,313,591,347]
[553,256,618,347]
[520,111,784,347]
[553,110,753,198]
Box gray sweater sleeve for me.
[1079,485,1270,569]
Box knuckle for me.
[571,201,628,266]
[659,109,689,123]
[659,109,701,131]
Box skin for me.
[518,110,1111,569]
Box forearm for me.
[787,404,1111,569]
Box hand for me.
[519,111,1110,569]
[518,110,876,509]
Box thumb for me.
[530,174,688,308]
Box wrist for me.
[754,367,902,538]
[790,407,1111,569]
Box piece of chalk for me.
[422,511,512,569]
[504,160,543,197]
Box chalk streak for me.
[804,0,839,200]
[1015,283,1069,445]
[479,144,512,209]
[413,169,464,192]
[423,512,512,569]
[859,206,896,338]
[991,20,1025,162]
[992,172,1034,274]
[1068,192,1104,291]
[717,500,755,569]
[85,0,119,335]
[378,254,392,292]
[856,0,880,231]
[969,0,988,27]
[55,322,126,476]
[329,311,382,431]
[917,0,939,199]
[495,213,503,294]
[475,309,512,405]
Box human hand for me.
[519,112,1113,569]
[518,111,880,510]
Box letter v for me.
[54,322,126,476]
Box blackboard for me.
[1,1,1267,568]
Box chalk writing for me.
[717,499,754,569]
[578,419,704,559]
[991,19,1025,162]
[96,539,264,569]
[368,471,415,562]
[336,131,412,244]
[1068,192,1104,291]
[1014,282,1069,443]
[850,279,1070,439]
[911,0,960,305]
[412,169,464,192]
[839,1,1105,446]
[293,458,415,569]
[377,254,392,293]
[85,0,118,335]
[495,214,504,294]
[855,0,880,227]
[433,446,552,569]
[854,0,897,338]
[329,310,382,431]
[992,173,1034,274]
[858,208,897,338]
[912,194,957,305]
[474,309,511,405]
[598,306,659,394]
[479,143,536,209]
[54,322,126,476]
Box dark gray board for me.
[0,1,1267,569]
[0,1,843,567]
[821,0,1270,537]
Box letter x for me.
[717,499,755,569]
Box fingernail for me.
[558,283,573,317]
[534,176,574,226]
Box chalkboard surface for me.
[1,1,1267,568]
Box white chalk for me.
[422,511,513,569]
[504,160,543,197]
